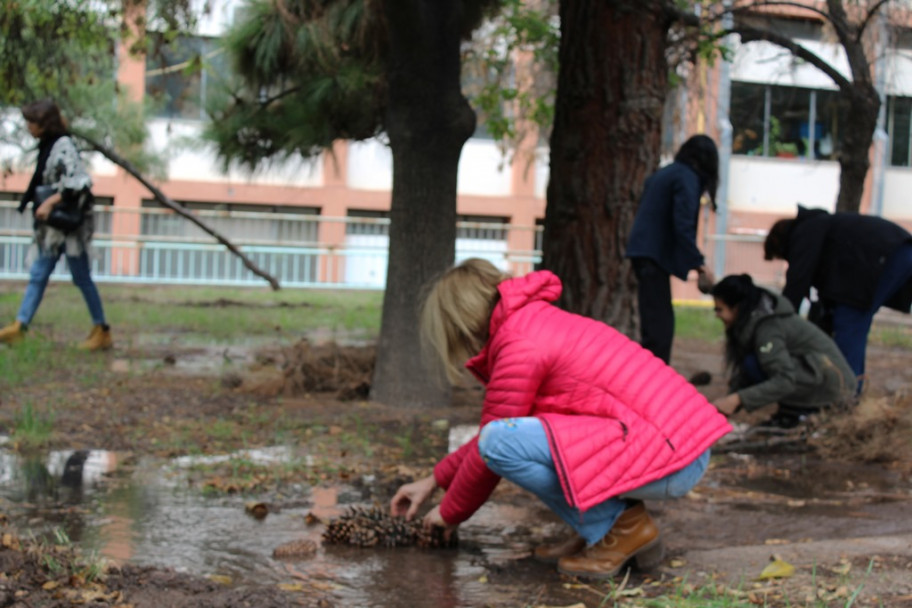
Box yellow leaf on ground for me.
[756,558,795,580]
[277,583,304,592]
[206,574,233,585]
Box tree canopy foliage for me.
[0,0,197,173]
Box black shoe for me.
[756,408,813,430]
[688,371,712,386]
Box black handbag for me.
[34,184,85,233]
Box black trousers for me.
[632,257,673,364]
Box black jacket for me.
[625,161,706,280]
[783,206,912,312]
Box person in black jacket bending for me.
[626,135,718,363]
[764,205,912,391]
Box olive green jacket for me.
[730,291,856,411]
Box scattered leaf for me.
[763,538,790,545]
[277,583,304,592]
[755,558,795,580]
[669,558,687,567]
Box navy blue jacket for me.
[625,161,706,280]
[783,206,912,311]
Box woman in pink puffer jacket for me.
[390,259,731,579]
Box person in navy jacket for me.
[626,135,719,364]
[764,205,912,391]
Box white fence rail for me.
[1,202,775,290]
[0,203,541,289]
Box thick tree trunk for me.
[835,85,880,214]
[371,2,476,407]
[542,0,672,336]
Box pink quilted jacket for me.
[433,270,731,525]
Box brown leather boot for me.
[0,321,25,345]
[79,324,113,351]
[533,534,586,563]
[557,501,663,579]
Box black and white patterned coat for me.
[32,135,95,258]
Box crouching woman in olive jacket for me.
[710,274,856,428]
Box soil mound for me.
[270,339,376,400]
[810,393,912,464]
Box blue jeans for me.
[831,243,912,390]
[17,248,106,327]
[478,417,710,546]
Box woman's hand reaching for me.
[422,504,458,543]
[713,393,742,416]
[389,474,438,521]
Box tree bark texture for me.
[371,1,477,407]
[542,0,672,336]
[836,83,879,213]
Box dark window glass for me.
[888,97,912,167]
[731,82,767,156]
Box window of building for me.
[887,96,912,167]
[731,82,842,160]
[140,200,319,243]
[345,210,390,236]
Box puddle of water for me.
[0,442,551,607]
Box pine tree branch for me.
[73,132,282,291]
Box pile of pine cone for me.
[322,506,457,549]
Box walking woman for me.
[390,259,731,579]
[0,100,112,350]
[710,274,855,428]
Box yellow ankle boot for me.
[79,324,113,351]
[0,321,25,345]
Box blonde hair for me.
[420,258,507,384]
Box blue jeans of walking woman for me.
[17,247,106,327]
[478,417,710,546]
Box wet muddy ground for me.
[2,321,912,606]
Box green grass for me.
[674,304,723,341]
[11,401,55,448]
[869,324,912,349]
[0,282,384,342]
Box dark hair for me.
[21,99,68,138]
[764,218,793,261]
[711,274,763,368]
[675,134,719,212]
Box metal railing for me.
[0,202,541,289]
[1,202,780,290]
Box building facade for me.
[2,1,911,296]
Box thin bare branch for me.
[723,1,834,25]
[856,0,893,41]
[730,24,853,90]
[74,132,281,291]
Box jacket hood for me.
[465,270,562,379]
[736,290,794,344]
[795,204,829,223]
[489,270,562,337]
